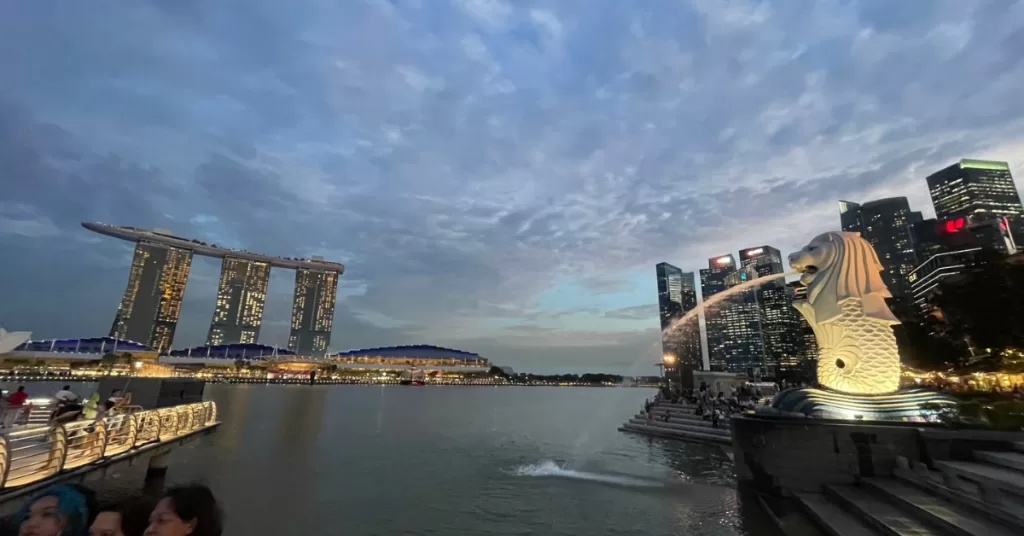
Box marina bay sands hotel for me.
[82,223,344,355]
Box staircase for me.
[618,401,732,445]
[793,440,1024,536]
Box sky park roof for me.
[335,345,483,360]
[9,339,482,362]
[15,337,152,353]
[82,222,344,272]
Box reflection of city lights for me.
[133,361,143,369]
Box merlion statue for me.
[787,232,900,394]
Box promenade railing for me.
[0,401,217,489]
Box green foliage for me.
[933,252,1024,355]
[924,399,1024,431]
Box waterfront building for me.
[838,198,919,300]
[927,159,1024,247]
[700,255,735,373]
[207,258,271,345]
[741,246,796,380]
[908,248,984,315]
[288,268,339,354]
[109,241,193,352]
[785,282,819,382]
[701,254,767,377]
[82,223,345,354]
[655,263,701,386]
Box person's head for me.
[17,483,96,536]
[144,485,221,536]
[90,499,154,536]
[111,389,122,397]
[17,386,25,392]
[62,385,71,391]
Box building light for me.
[716,256,732,265]
[745,248,763,256]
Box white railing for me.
[0,401,216,489]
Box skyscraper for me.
[838,197,919,299]
[288,267,340,354]
[655,263,701,386]
[701,254,766,376]
[785,281,819,382]
[700,255,735,372]
[927,159,1024,246]
[206,257,272,346]
[109,241,193,351]
[740,246,792,380]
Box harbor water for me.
[5,383,766,536]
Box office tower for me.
[785,282,819,382]
[741,246,791,380]
[700,255,735,373]
[656,263,701,387]
[838,198,919,300]
[927,159,1024,246]
[109,241,193,351]
[288,268,340,354]
[701,254,767,377]
[206,258,272,345]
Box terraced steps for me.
[793,437,1024,536]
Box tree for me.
[931,252,1024,367]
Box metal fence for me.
[0,401,217,489]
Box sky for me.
[2,0,1024,375]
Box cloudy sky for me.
[2,0,1024,374]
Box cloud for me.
[2,0,1024,373]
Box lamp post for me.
[662,353,677,390]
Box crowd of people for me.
[2,482,222,536]
[0,385,131,429]
[645,380,802,428]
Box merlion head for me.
[788,231,897,324]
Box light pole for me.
[662,354,676,390]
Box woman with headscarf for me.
[16,483,97,536]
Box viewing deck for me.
[82,222,344,272]
[0,402,219,500]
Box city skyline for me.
[3,1,1024,374]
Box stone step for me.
[935,460,1024,497]
[619,423,731,445]
[825,484,941,536]
[893,471,1024,532]
[975,450,1024,472]
[862,478,1016,536]
[632,412,730,426]
[626,418,731,437]
[795,492,878,536]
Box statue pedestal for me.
[765,387,958,421]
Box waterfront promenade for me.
[0,401,218,501]
[618,400,732,445]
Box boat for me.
[399,366,426,386]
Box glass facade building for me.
[700,254,767,377]
[206,257,272,346]
[838,198,919,300]
[926,159,1024,247]
[288,269,340,355]
[655,263,700,386]
[109,241,194,351]
[740,246,794,380]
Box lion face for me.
[787,233,837,288]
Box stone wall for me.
[731,414,927,495]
